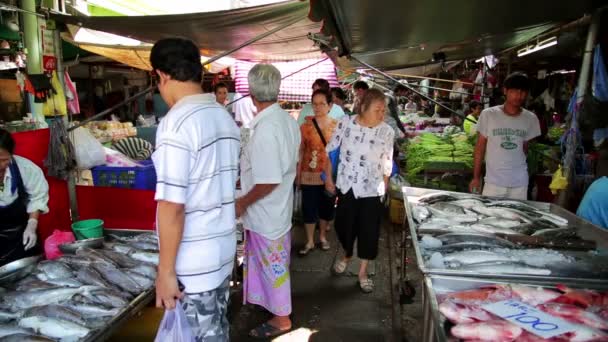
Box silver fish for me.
[0,310,20,323]
[128,264,157,280]
[459,261,552,275]
[470,206,532,222]
[443,250,514,266]
[57,255,96,268]
[538,212,569,227]
[63,301,120,318]
[412,205,430,223]
[23,305,86,326]
[125,271,154,289]
[425,242,511,253]
[430,202,465,214]
[477,217,521,229]
[36,261,73,280]
[3,286,101,310]
[450,199,487,210]
[38,278,82,288]
[436,233,518,248]
[75,248,118,267]
[98,250,139,268]
[0,333,55,342]
[76,267,115,290]
[130,251,159,265]
[19,316,90,339]
[418,192,461,204]
[128,241,158,251]
[487,200,540,212]
[469,223,522,236]
[92,263,143,295]
[14,277,56,292]
[531,227,578,239]
[110,243,136,255]
[426,207,479,223]
[78,289,129,308]
[0,324,31,338]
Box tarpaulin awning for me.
[51,0,324,63]
[234,58,338,102]
[309,0,596,70]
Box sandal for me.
[332,259,348,275]
[320,240,330,251]
[249,322,291,339]
[299,244,315,256]
[358,278,374,293]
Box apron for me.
[0,158,32,266]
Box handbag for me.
[312,118,340,183]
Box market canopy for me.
[51,0,324,65]
[309,0,597,70]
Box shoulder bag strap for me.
[312,118,328,147]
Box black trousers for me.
[334,190,383,260]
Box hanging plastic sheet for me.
[593,44,608,102]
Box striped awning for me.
[234,58,338,102]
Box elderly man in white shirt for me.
[236,63,300,339]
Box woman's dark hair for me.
[353,81,369,91]
[311,89,332,105]
[0,128,15,154]
[150,38,202,83]
[503,72,530,91]
[469,100,482,110]
[360,88,386,113]
[393,84,408,94]
[312,78,331,92]
[213,82,228,94]
[331,87,347,101]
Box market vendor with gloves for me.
[0,128,48,266]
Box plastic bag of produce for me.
[72,127,106,169]
[155,301,195,342]
[44,229,75,260]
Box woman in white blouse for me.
[0,129,49,266]
[324,88,394,293]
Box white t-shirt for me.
[0,155,49,213]
[233,92,257,129]
[326,115,394,199]
[240,103,301,240]
[477,105,541,188]
[153,94,240,294]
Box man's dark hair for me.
[469,100,482,110]
[312,89,332,104]
[312,78,330,92]
[393,84,408,94]
[353,81,369,91]
[331,87,347,101]
[503,72,530,91]
[213,82,228,94]
[150,38,202,83]
[0,128,15,154]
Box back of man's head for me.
[248,64,281,102]
[353,81,369,91]
[150,38,202,83]
[503,72,530,92]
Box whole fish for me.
[98,250,139,268]
[538,303,608,330]
[418,192,460,204]
[451,320,523,341]
[128,264,157,280]
[426,207,479,223]
[469,223,522,236]
[76,267,115,289]
[38,278,82,288]
[36,260,73,280]
[57,255,96,268]
[128,241,158,251]
[78,289,129,308]
[0,310,20,323]
[92,263,143,295]
[23,305,86,326]
[539,212,569,227]
[425,242,510,253]
[443,250,514,266]
[477,217,521,229]
[63,301,120,318]
[430,202,465,214]
[439,284,513,304]
[531,227,578,239]
[436,233,518,248]
[14,277,56,292]
[0,324,31,338]
[438,300,493,324]
[509,285,561,306]
[125,271,154,289]
[0,333,55,342]
[130,251,159,265]
[450,198,487,210]
[412,205,430,223]
[75,247,118,267]
[471,206,532,222]
[3,286,101,310]
[487,200,540,213]
[19,316,90,339]
[109,243,136,255]
[459,262,551,275]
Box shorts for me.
[301,185,336,224]
[482,183,528,200]
[181,276,230,342]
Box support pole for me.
[21,0,44,122]
[556,12,600,207]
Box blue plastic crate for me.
[91,160,157,190]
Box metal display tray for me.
[84,229,156,342]
[421,275,608,342]
[402,186,608,284]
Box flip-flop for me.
[320,240,330,251]
[249,322,291,339]
[298,244,315,256]
[332,259,348,275]
[358,278,374,293]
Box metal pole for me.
[556,11,601,207]
[202,14,304,67]
[21,0,44,122]
[350,55,476,124]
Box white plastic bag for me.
[154,301,195,342]
[72,127,106,169]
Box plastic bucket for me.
[71,219,104,240]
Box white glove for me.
[23,218,38,251]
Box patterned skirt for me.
[243,229,292,316]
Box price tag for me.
[482,300,576,339]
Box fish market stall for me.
[0,229,159,341]
[421,275,608,342]
[402,186,608,284]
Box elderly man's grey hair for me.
[248,63,281,102]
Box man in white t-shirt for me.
[233,91,257,128]
[469,72,541,200]
[236,64,300,339]
[150,38,240,341]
